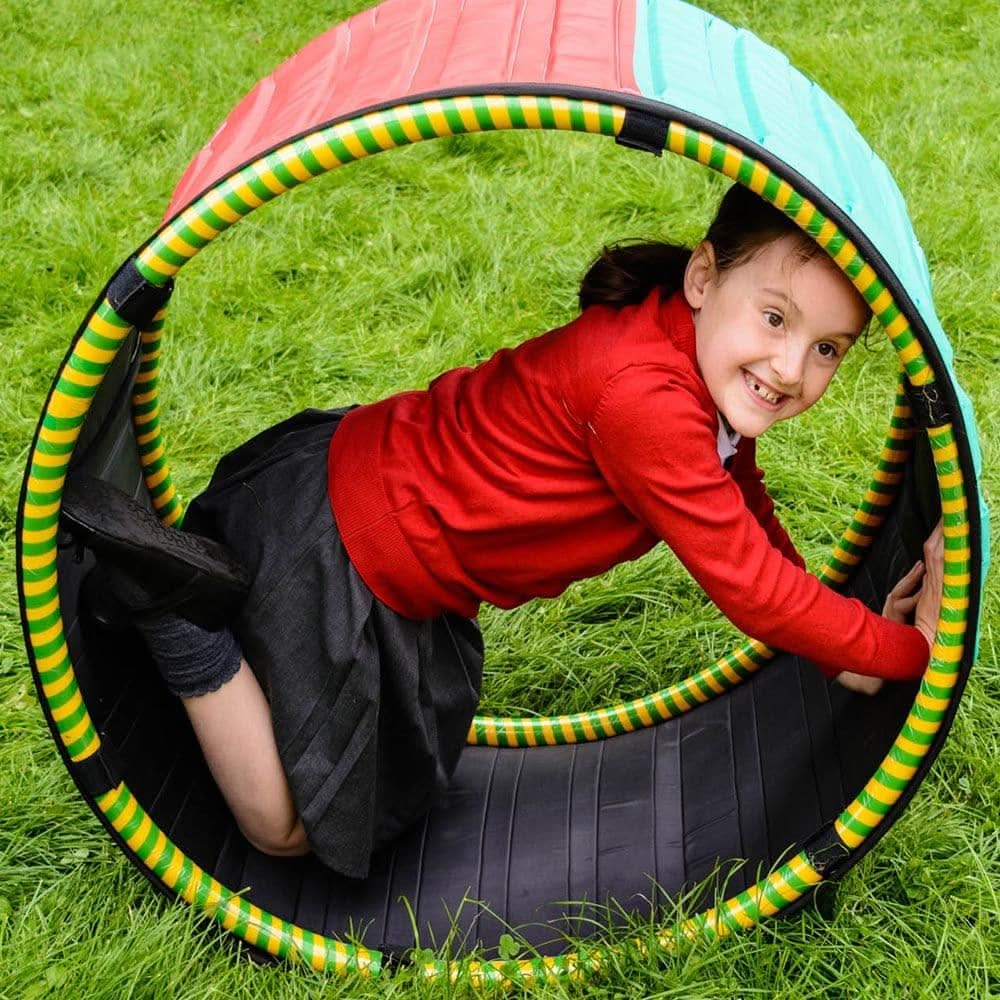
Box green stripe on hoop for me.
[599,103,618,134]
[269,156,302,189]
[354,125,386,155]
[135,819,160,859]
[67,353,110,378]
[64,727,97,761]
[25,605,60,635]
[45,676,79,713]
[535,99,557,129]
[32,443,74,469]
[218,183,253,217]
[101,785,130,824]
[151,241,193,270]
[170,220,210,251]
[32,631,67,662]
[872,767,908,795]
[568,102,589,131]
[42,412,85,434]
[471,96,496,131]
[242,171,278,204]
[825,230,847,257]
[442,104,467,134]
[383,115,412,147]
[891,742,924,769]
[506,100,528,129]
[803,209,825,238]
[149,841,179,880]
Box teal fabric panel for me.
[633,0,988,640]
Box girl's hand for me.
[835,521,945,697]
[882,559,927,623]
[912,519,945,650]
[880,519,944,648]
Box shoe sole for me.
[61,474,250,626]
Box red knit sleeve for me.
[728,439,805,569]
[588,367,929,681]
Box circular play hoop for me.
[18,5,987,984]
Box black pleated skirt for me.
[183,408,484,879]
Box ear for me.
[683,241,716,310]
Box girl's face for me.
[684,235,870,439]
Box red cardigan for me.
[329,290,928,681]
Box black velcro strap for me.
[903,381,954,429]
[106,257,174,329]
[615,109,668,156]
[71,744,123,798]
[803,824,851,878]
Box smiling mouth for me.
[742,370,785,406]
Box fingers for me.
[892,592,921,614]
[921,522,945,587]
[924,520,945,561]
[884,522,946,646]
[883,559,926,620]
[890,560,925,597]
[913,520,946,649]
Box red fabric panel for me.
[165,0,638,219]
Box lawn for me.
[1,0,997,996]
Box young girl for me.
[64,183,944,879]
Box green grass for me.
[1,0,998,996]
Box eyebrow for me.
[760,287,862,340]
[760,287,798,314]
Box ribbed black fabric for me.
[135,614,242,699]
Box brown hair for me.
[578,183,826,311]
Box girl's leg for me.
[134,612,307,857]
[182,659,307,857]
[60,477,306,855]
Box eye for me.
[763,310,784,328]
[815,341,841,360]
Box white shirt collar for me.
[716,415,741,467]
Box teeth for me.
[746,374,782,404]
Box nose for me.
[769,338,808,390]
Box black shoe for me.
[61,474,251,630]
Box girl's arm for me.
[588,371,930,681]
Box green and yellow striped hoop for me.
[19,95,972,983]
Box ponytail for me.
[578,242,691,311]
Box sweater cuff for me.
[813,620,930,682]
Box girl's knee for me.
[241,815,309,857]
